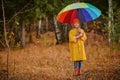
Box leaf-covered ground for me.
[0,32,120,80]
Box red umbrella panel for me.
[57,9,78,24]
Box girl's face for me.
[73,22,80,28]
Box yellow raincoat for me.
[69,28,87,61]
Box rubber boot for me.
[78,68,82,75]
[74,68,79,76]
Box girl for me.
[69,18,87,76]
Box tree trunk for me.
[45,16,49,31]
[61,24,65,42]
[36,18,41,38]
[21,19,25,48]
[14,26,20,45]
[62,24,68,42]
[111,0,115,43]
[2,0,10,80]
[29,24,33,43]
[53,15,61,44]
[108,0,112,46]
[64,24,69,42]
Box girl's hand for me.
[79,33,83,37]
[75,33,83,39]
[75,28,83,39]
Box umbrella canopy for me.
[57,2,101,24]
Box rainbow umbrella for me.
[56,2,101,24]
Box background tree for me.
[2,0,10,79]
[0,0,120,48]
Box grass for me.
[0,32,120,80]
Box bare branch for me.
[2,0,9,48]
[0,40,6,47]
[17,6,36,14]
[0,20,8,23]
[2,0,10,80]
[7,0,33,24]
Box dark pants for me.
[74,61,82,69]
